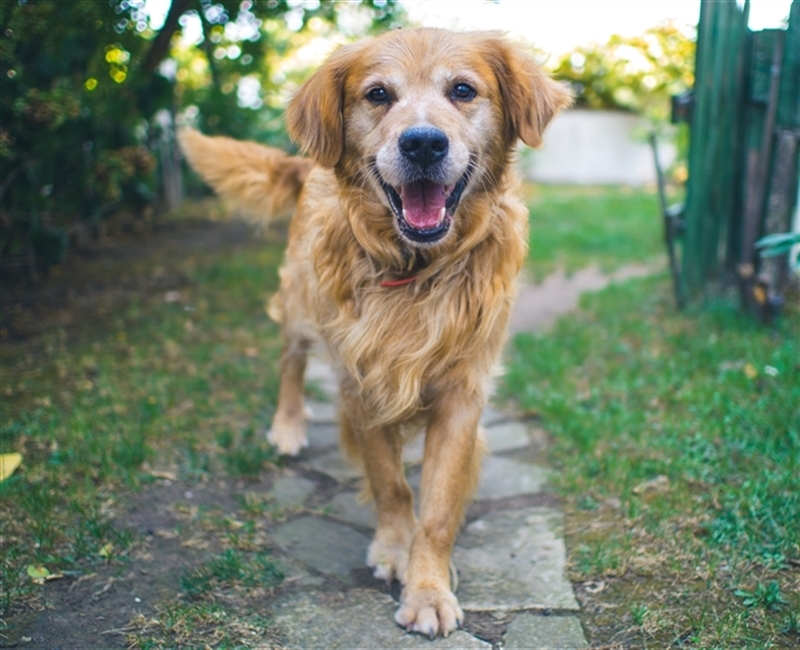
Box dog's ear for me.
[286,42,362,167]
[489,39,573,148]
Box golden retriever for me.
[179,27,570,638]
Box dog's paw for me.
[394,587,464,639]
[367,538,410,584]
[266,416,308,457]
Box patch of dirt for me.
[1,474,284,649]
[460,609,514,645]
[0,216,263,346]
[3,482,207,648]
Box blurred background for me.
[1,0,794,279]
[2,4,799,648]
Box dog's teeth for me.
[439,207,446,221]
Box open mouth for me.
[378,167,472,244]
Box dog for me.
[179,27,571,638]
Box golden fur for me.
[179,27,571,638]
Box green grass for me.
[503,196,800,647]
[180,548,284,599]
[525,184,666,280]
[0,225,286,610]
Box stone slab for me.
[306,400,338,424]
[306,357,338,396]
[504,614,588,649]
[475,456,550,500]
[306,450,363,482]
[402,435,425,464]
[483,421,530,453]
[274,555,325,588]
[481,406,510,427]
[325,490,376,530]
[454,507,580,611]
[272,516,370,579]
[272,590,491,649]
[306,422,339,449]
[271,475,316,508]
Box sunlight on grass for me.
[524,184,665,280]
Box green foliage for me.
[756,232,800,268]
[735,581,789,611]
[221,427,278,477]
[552,23,695,122]
[1,0,405,277]
[1,0,167,270]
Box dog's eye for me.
[451,83,476,102]
[367,87,390,104]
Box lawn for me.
[0,214,290,646]
[523,184,667,280]
[504,186,800,648]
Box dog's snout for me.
[398,127,449,168]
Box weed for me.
[222,428,277,478]
[216,428,234,449]
[126,602,281,649]
[180,548,284,599]
[735,581,788,611]
[631,603,650,626]
[781,610,800,634]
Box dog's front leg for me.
[395,390,483,638]
[341,391,417,584]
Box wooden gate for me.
[679,0,799,319]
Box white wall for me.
[519,108,676,186]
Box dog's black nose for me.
[398,127,449,168]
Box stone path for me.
[257,268,638,647]
[263,346,587,648]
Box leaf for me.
[27,565,51,584]
[99,543,114,558]
[755,232,800,249]
[0,453,22,482]
[755,233,800,259]
[758,242,797,258]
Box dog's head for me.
[287,29,571,248]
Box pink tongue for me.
[400,180,447,229]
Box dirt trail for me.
[508,264,657,333]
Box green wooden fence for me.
[681,0,799,318]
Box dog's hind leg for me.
[267,333,311,456]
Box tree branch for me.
[141,0,195,74]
